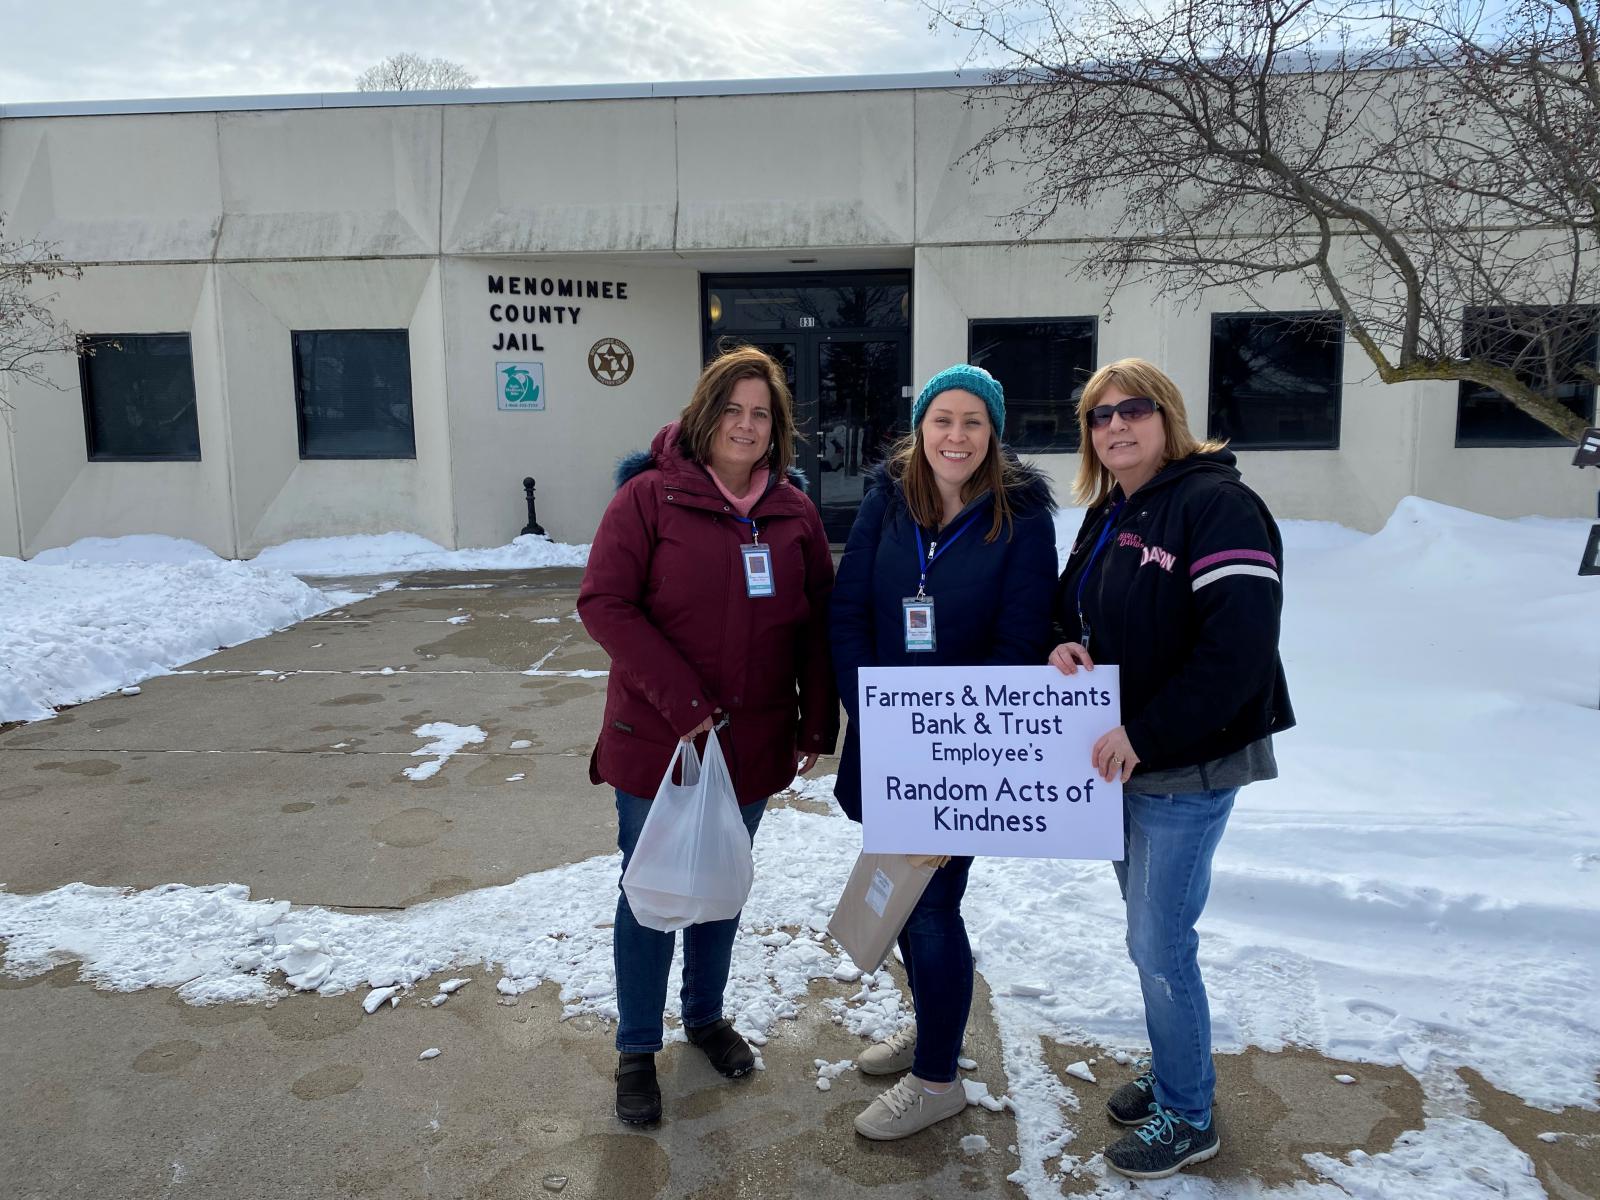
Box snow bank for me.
[29,535,223,566]
[251,532,589,575]
[2,530,593,723]
[0,557,335,724]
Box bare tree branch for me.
[355,53,477,92]
[0,214,80,410]
[927,0,1600,440]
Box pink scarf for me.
[708,465,770,517]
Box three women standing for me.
[579,346,839,1125]
[830,364,1059,1140]
[1052,358,1294,1179]
[579,349,1291,1183]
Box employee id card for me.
[902,596,935,652]
[741,543,775,598]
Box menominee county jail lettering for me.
[488,274,631,351]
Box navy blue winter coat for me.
[829,461,1059,821]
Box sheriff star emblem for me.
[588,338,634,386]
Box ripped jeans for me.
[1113,788,1237,1126]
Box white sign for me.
[858,665,1124,860]
[496,361,545,411]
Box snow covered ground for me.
[1,499,1597,1197]
[248,531,591,576]
[0,532,591,724]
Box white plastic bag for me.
[621,730,755,932]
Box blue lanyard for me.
[1075,500,1125,646]
[912,511,983,598]
[732,515,760,544]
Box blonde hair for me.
[1072,358,1226,506]
[679,345,797,477]
[887,407,1021,542]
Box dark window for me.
[292,330,415,459]
[968,318,1097,452]
[1455,307,1598,447]
[78,334,200,461]
[704,274,909,333]
[1208,313,1342,449]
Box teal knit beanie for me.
[913,364,1006,435]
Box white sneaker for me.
[857,1024,918,1075]
[854,1076,967,1140]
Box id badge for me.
[902,596,936,652]
[741,543,775,598]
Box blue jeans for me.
[612,788,767,1054]
[897,856,974,1084]
[1113,788,1237,1126]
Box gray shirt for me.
[1128,735,1278,796]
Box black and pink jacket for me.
[1054,450,1295,772]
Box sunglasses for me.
[1086,396,1160,428]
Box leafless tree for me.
[0,215,79,410]
[355,53,477,92]
[927,0,1600,439]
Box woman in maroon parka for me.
[578,345,838,1126]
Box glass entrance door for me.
[703,272,911,541]
[817,338,905,540]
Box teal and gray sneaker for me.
[1103,1105,1220,1180]
[1105,1062,1156,1125]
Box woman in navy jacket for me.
[1052,358,1293,1181]
[830,363,1058,1142]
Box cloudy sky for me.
[0,0,982,104]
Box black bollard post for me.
[521,476,546,537]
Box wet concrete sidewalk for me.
[1,569,1594,1199]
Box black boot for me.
[615,1052,661,1124]
[686,1018,755,1078]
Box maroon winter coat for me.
[578,423,839,805]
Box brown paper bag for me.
[827,852,938,973]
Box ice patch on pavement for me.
[402,723,487,781]
[814,1058,854,1091]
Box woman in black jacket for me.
[831,363,1058,1142]
[1051,358,1293,1181]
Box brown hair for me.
[888,406,1022,542]
[678,345,797,477]
[1072,358,1226,506]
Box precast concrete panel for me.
[0,114,223,262]
[0,402,20,559]
[217,259,453,554]
[442,101,678,255]
[8,264,236,557]
[443,257,700,546]
[914,89,1121,248]
[1412,380,1598,519]
[216,107,441,260]
[675,92,915,250]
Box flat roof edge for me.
[0,70,985,119]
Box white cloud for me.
[0,0,978,104]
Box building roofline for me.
[0,70,985,119]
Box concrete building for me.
[0,73,1594,560]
